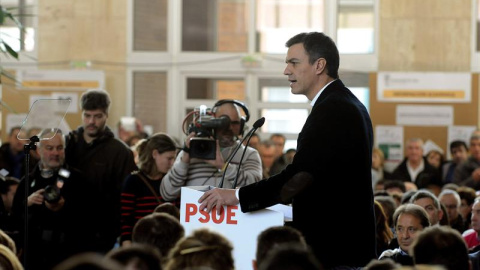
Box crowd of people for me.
[1,31,480,270]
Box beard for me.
[217,131,235,148]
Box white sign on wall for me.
[396,105,453,126]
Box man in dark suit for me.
[199,32,376,269]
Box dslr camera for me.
[187,105,230,160]
[43,168,70,204]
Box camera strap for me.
[135,171,161,204]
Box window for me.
[256,0,324,54]
[133,0,168,51]
[337,0,375,54]
[0,0,36,53]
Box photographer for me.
[11,129,89,270]
[160,100,262,201]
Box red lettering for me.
[226,205,238,224]
[199,207,210,223]
[185,203,197,222]
[211,206,225,224]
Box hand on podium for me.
[198,188,239,215]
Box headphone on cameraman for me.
[212,99,250,136]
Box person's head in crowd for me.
[153,202,180,220]
[401,190,418,205]
[469,130,480,162]
[7,126,25,155]
[136,133,177,179]
[372,147,386,171]
[52,252,123,270]
[132,213,185,261]
[438,189,461,227]
[375,179,386,191]
[425,149,444,169]
[457,186,477,223]
[0,229,16,254]
[106,243,163,270]
[405,138,424,166]
[384,180,407,194]
[285,148,296,163]
[245,132,260,149]
[269,133,286,159]
[375,195,397,229]
[258,243,323,270]
[449,140,469,165]
[80,89,111,142]
[165,228,234,270]
[37,128,65,171]
[0,176,19,214]
[254,226,307,270]
[411,226,471,270]
[393,203,431,255]
[441,183,459,191]
[439,202,450,226]
[364,258,401,270]
[470,198,480,235]
[375,200,395,255]
[410,189,443,226]
[0,244,22,270]
[126,133,146,148]
[258,140,277,176]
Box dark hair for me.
[132,213,185,259]
[450,140,468,152]
[457,186,477,206]
[258,243,323,270]
[393,203,430,229]
[410,189,441,210]
[154,202,180,220]
[106,243,163,270]
[0,176,20,194]
[80,89,111,113]
[256,226,307,266]
[136,132,178,176]
[383,180,406,193]
[412,226,470,270]
[285,32,339,79]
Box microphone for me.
[217,117,265,188]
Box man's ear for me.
[315,58,327,75]
[252,259,258,270]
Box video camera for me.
[186,105,230,160]
[43,168,70,204]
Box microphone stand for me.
[232,134,256,189]
[23,135,39,269]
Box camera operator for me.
[160,100,262,201]
[11,129,89,270]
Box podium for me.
[180,186,289,270]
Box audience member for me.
[258,139,277,178]
[269,133,291,176]
[244,132,260,150]
[258,243,323,270]
[132,213,185,265]
[409,189,443,226]
[106,243,163,270]
[364,259,401,270]
[463,197,480,250]
[411,226,471,270]
[0,229,17,254]
[425,149,445,172]
[160,99,262,201]
[441,183,459,191]
[65,89,137,253]
[442,140,469,183]
[0,126,37,179]
[439,202,450,226]
[372,147,393,188]
[0,176,19,241]
[375,200,395,255]
[154,202,180,220]
[458,186,477,230]
[52,252,123,270]
[375,195,397,231]
[0,244,23,270]
[389,138,442,195]
[117,116,146,145]
[401,190,418,205]
[254,225,308,270]
[379,204,431,266]
[164,228,234,270]
[469,249,480,270]
[438,189,467,233]
[454,130,480,189]
[120,132,178,246]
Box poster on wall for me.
[375,125,404,172]
[396,105,453,126]
[446,125,477,159]
[377,72,471,103]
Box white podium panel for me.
[180,186,285,270]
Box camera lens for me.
[44,185,61,203]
